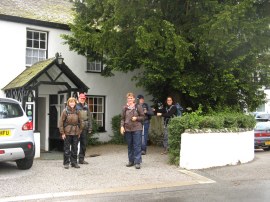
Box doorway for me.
[49,94,64,151]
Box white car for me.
[0,97,35,169]
[255,113,270,122]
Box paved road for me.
[0,146,270,202]
[56,149,270,202]
[53,149,270,202]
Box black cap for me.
[137,94,144,99]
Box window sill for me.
[85,71,102,74]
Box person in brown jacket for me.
[120,92,145,169]
[59,97,83,169]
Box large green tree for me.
[63,0,270,112]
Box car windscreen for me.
[0,102,24,119]
[254,123,270,131]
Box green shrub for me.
[149,116,164,146]
[168,111,256,166]
[88,119,101,145]
[236,114,256,128]
[109,114,125,144]
[199,116,224,129]
[223,113,238,128]
[167,117,186,165]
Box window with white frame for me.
[87,60,102,72]
[26,29,47,66]
[86,96,105,131]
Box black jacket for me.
[157,105,177,126]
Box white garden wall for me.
[179,131,254,170]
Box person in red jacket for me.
[156,96,177,155]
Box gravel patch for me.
[0,144,196,198]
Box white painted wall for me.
[37,96,48,151]
[34,132,40,158]
[263,89,270,113]
[0,20,152,142]
[180,131,254,170]
[0,20,28,97]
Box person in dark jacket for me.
[76,93,92,165]
[59,97,83,169]
[137,94,154,155]
[156,96,177,155]
[120,92,145,169]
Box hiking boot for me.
[141,151,146,155]
[64,164,69,169]
[79,160,89,164]
[161,148,168,155]
[126,162,134,167]
[71,163,80,168]
[161,151,168,155]
[135,164,141,169]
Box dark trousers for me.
[79,129,88,162]
[141,121,150,152]
[163,125,168,150]
[125,130,142,164]
[63,135,79,165]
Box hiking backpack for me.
[64,107,79,127]
[175,103,183,117]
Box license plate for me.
[265,141,270,145]
[0,130,11,136]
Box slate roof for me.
[2,58,89,92]
[0,0,74,25]
[2,58,55,90]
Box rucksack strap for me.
[64,108,79,127]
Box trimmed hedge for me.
[167,112,256,165]
[109,114,125,144]
[87,119,100,145]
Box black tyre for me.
[16,157,34,170]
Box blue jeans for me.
[141,121,150,152]
[125,130,142,164]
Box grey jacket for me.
[121,104,145,132]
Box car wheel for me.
[16,157,34,170]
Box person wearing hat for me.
[137,94,154,155]
[76,93,92,164]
